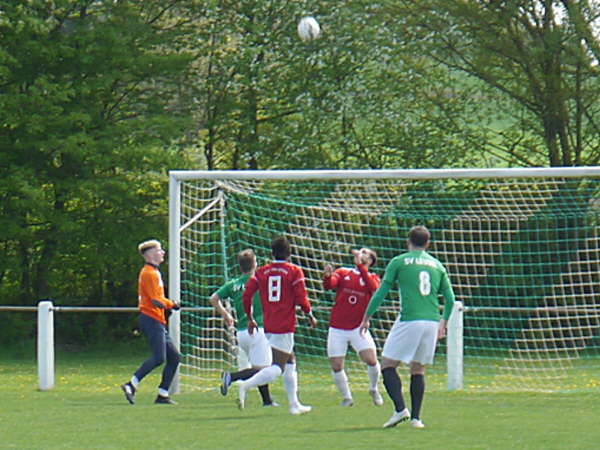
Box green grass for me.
[1,350,599,449]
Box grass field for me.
[1,348,599,449]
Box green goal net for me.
[169,169,600,393]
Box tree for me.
[0,0,193,343]
[184,1,478,170]
[388,0,600,166]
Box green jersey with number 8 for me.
[366,250,455,322]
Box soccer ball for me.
[297,16,320,42]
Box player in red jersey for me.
[323,248,384,407]
[237,236,317,415]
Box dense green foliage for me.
[0,1,193,343]
[1,1,599,345]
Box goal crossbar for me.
[170,167,600,181]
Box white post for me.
[168,174,181,395]
[447,301,464,391]
[37,300,55,391]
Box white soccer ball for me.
[297,16,320,42]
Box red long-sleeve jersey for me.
[243,261,311,334]
[323,264,380,330]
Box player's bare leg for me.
[330,356,353,406]
[409,361,426,428]
[381,357,410,428]
[358,349,383,406]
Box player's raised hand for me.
[352,249,369,265]
[351,249,360,265]
[323,264,334,277]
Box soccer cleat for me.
[382,408,410,428]
[120,382,136,405]
[289,403,312,415]
[341,397,354,407]
[154,395,177,405]
[237,382,247,410]
[220,371,232,396]
[410,419,425,429]
[369,389,384,406]
[263,400,280,407]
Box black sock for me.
[258,384,272,405]
[410,374,425,420]
[382,367,406,412]
[230,368,259,382]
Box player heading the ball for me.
[323,248,384,407]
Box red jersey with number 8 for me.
[324,265,380,330]
[243,261,312,334]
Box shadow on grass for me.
[307,425,387,433]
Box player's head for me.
[138,239,165,265]
[353,247,377,267]
[408,225,430,250]
[271,236,291,260]
[237,249,256,274]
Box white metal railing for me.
[1,300,465,391]
[0,301,206,391]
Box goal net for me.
[169,169,600,393]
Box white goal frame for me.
[168,167,600,393]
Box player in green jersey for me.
[210,249,277,407]
[360,225,456,429]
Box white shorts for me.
[237,328,272,368]
[327,326,376,358]
[266,332,294,354]
[382,320,439,365]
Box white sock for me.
[332,370,352,399]
[243,365,282,390]
[158,388,169,397]
[130,376,139,388]
[283,363,300,407]
[367,362,380,391]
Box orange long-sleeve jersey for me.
[138,263,175,325]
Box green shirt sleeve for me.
[366,257,399,316]
[215,282,231,300]
[440,270,456,321]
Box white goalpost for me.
[169,168,600,393]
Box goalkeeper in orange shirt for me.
[121,240,180,405]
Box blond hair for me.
[138,239,161,254]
